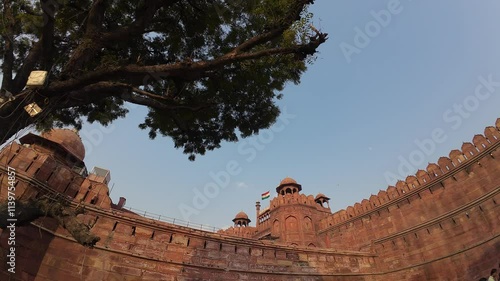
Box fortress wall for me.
[0,142,85,201]
[372,194,499,280]
[1,122,499,280]
[0,207,379,280]
[316,122,500,279]
[319,124,500,247]
[269,193,330,214]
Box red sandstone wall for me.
[317,123,500,280]
[0,142,84,201]
[1,122,499,280]
[260,193,331,246]
[0,207,377,280]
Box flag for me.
[261,191,270,200]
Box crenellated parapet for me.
[267,192,330,213]
[319,118,500,230]
[1,122,499,280]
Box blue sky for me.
[7,0,500,229]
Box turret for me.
[276,177,302,196]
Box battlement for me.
[1,121,499,280]
[319,119,500,230]
[268,192,330,213]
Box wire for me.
[0,90,32,119]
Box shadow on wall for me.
[0,218,58,280]
[469,239,500,281]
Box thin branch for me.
[102,0,179,42]
[62,0,179,76]
[20,3,41,16]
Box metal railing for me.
[123,206,223,233]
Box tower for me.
[255,201,261,227]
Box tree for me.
[0,0,327,248]
[0,0,327,159]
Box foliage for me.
[0,0,327,159]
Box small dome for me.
[280,177,297,185]
[276,177,302,194]
[315,193,330,200]
[42,129,85,161]
[234,211,249,220]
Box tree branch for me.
[231,0,315,54]
[40,0,56,71]
[102,0,179,42]
[12,0,59,93]
[46,33,326,96]
[55,81,212,112]
[62,0,180,77]
[0,197,100,247]
[62,0,110,75]
[20,2,41,16]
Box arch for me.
[472,134,490,151]
[426,163,442,177]
[308,243,316,247]
[405,175,419,188]
[361,199,371,211]
[416,169,430,183]
[285,216,298,232]
[396,181,409,194]
[338,210,347,221]
[449,149,466,165]
[485,126,500,142]
[461,142,478,157]
[438,157,454,171]
[387,186,398,199]
[351,204,360,216]
[286,188,292,194]
[369,194,380,206]
[377,190,389,203]
[272,219,280,236]
[304,216,313,231]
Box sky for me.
[5,0,500,229]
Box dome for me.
[234,211,249,220]
[315,193,330,200]
[276,177,302,193]
[41,129,85,161]
[280,177,297,185]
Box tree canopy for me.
[0,0,327,159]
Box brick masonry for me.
[0,122,498,280]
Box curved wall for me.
[0,120,499,280]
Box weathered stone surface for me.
[0,123,499,280]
